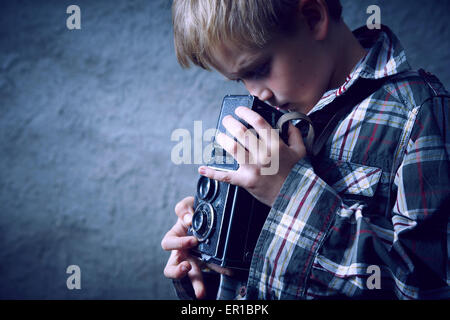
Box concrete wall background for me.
[0,0,448,299]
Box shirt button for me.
[239,286,247,297]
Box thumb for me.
[198,166,237,186]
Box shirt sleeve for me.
[247,96,450,300]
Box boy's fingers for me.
[164,251,206,299]
[234,106,282,150]
[161,217,199,250]
[222,116,259,157]
[216,132,251,165]
[174,197,195,228]
[198,166,241,187]
[187,259,206,299]
[164,261,191,279]
[235,106,271,133]
[206,263,234,277]
[165,218,188,237]
[163,251,191,279]
[175,197,195,218]
[161,234,198,251]
[227,108,283,163]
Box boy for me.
[161,0,449,299]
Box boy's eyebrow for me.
[231,55,270,77]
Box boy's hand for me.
[161,196,233,299]
[199,107,306,207]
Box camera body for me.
[188,95,289,270]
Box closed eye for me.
[231,58,272,83]
[242,59,272,81]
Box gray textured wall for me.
[0,0,448,299]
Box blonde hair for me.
[172,0,342,70]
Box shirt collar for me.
[308,25,411,114]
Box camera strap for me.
[310,77,387,157]
[277,71,417,158]
[276,112,315,154]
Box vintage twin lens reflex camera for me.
[187,95,289,270]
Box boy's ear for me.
[298,0,329,41]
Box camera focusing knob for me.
[192,202,215,242]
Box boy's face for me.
[211,19,336,114]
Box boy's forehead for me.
[210,43,270,78]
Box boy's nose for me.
[246,83,273,103]
[258,88,274,103]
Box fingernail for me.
[198,167,206,175]
[235,107,244,116]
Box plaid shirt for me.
[173,25,450,300]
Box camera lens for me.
[197,176,218,201]
[192,202,214,242]
[192,210,205,233]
